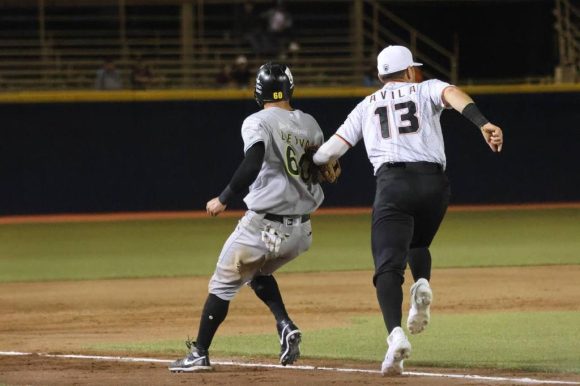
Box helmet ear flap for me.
[255,91,264,108]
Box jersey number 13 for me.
[374,101,419,139]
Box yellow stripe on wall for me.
[0,84,578,104]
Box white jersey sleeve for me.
[335,100,365,146]
[422,79,451,110]
[241,115,270,152]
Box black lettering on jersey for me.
[372,86,416,103]
[394,101,419,134]
[375,101,419,139]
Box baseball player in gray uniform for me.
[169,62,324,373]
[313,45,503,375]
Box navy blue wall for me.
[1,92,579,215]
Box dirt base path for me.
[1,266,580,385]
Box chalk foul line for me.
[0,351,578,385]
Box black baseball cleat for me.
[168,340,213,373]
[277,319,302,366]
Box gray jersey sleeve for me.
[305,113,325,146]
[241,115,271,152]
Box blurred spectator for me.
[260,2,294,57]
[130,58,155,90]
[230,55,252,88]
[95,57,122,90]
[286,40,301,61]
[215,64,234,88]
[233,1,262,53]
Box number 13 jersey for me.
[336,79,452,174]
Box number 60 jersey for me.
[241,106,324,215]
[336,79,452,174]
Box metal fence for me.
[0,0,460,90]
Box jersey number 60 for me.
[286,146,313,183]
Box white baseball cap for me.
[377,45,423,75]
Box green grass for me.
[3,208,579,374]
[432,209,580,267]
[1,208,579,282]
[91,310,580,373]
[0,219,227,282]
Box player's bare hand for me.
[481,123,503,152]
[206,197,227,217]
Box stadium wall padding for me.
[1,91,579,215]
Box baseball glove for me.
[304,145,342,184]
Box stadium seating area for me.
[3,0,577,90]
[0,0,459,90]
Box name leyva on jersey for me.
[279,130,315,150]
[368,85,417,102]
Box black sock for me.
[408,247,432,282]
[251,275,290,323]
[375,271,403,333]
[195,294,229,351]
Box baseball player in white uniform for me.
[313,45,503,375]
[169,62,325,372]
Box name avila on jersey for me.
[279,130,313,149]
[369,85,417,103]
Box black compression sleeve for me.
[461,103,489,128]
[218,141,265,205]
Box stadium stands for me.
[0,0,458,90]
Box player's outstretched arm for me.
[313,135,350,165]
[206,141,265,217]
[443,86,503,153]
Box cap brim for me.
[377,62,424,75]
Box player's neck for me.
[384,79,407,84]
[382,73,416,85]
[384,76,414,85]
[264,101,292,111]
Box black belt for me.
[264,213,310,224]
[381,161,442,171]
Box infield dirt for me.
[1,266,580,385]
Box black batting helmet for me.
[254,62,294,108]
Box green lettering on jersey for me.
[285,145,300,176]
